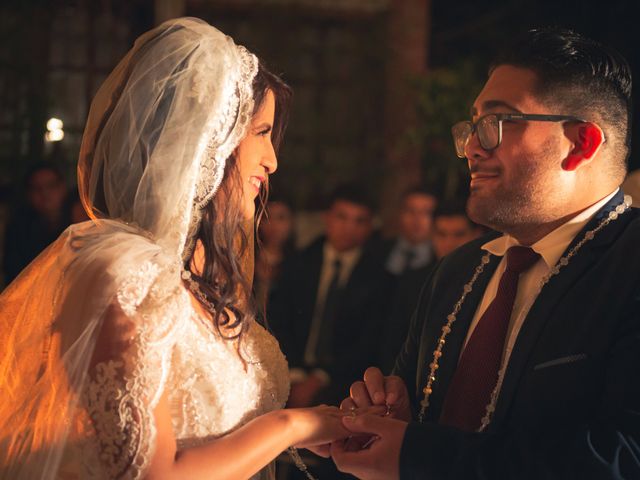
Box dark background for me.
[0,0,638,208]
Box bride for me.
[0,17,349,479]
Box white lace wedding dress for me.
[56,285,290,480]
[0,18,291,480]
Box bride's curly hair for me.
[187,61,292,341]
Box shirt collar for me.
[482,189,619,267]
[397,237,431,256]
[323,241,362,267]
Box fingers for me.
[348,368,408,414]
[363,367,386,405]
[341,413,388,435]
[340,397,356,411]
[330,437,376,477]
[383,375,406,405]
[349,381,373,408]
[343,434,375,452]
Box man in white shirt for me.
[331,28,640,480]
[269,184,388,409]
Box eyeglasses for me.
[451,113,586,158]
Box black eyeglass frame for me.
[451,113,590,159]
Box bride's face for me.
[235,90,277,219]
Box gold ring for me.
[349,406,357,417]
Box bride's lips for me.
[249,176,265,195]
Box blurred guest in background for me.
[67,190,90,224]
[377,198,481,373]
[431,199,484,259]
[255,195,296,314]
[382,186,437,278]
[269,184,388,409]
[270,184,388,479]
[2,162,70,283]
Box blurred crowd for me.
[0,163,88,287]
[254,184,484,479]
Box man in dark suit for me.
[268,184,388,409]
[380,187,438,278]
[331,28,640,479]
[378,200,483,373]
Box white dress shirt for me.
[303,242,362,367]
[463,189,619,370]
[385,238,433,275]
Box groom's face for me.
[464,65,576,231]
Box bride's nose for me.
[262,142,277,174]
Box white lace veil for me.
[0,17,258,478]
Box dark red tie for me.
[439,246,541,431]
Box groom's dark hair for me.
[491,27,632,180]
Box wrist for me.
[277,408,305,447]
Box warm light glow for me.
[46,117,63,131]
[45,117,64,142]
[45,130,64,142]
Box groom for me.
[331,28,640,479]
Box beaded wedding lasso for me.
[418,195,633,432]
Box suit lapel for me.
[489,190,631,429]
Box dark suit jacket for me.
[268,236,389,403]
[377,262,435,374]
[393,191,640,479]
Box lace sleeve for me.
[83,263,187,479]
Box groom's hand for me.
[331,414,407,480]
[340,367,412,422]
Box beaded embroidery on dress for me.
[66,287,289,480]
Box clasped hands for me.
[305,367,412,480]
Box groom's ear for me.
[561,122,605,171]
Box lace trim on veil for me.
[182,46,258,262]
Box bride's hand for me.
[291,405,387,457]
[286,405,351,449]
